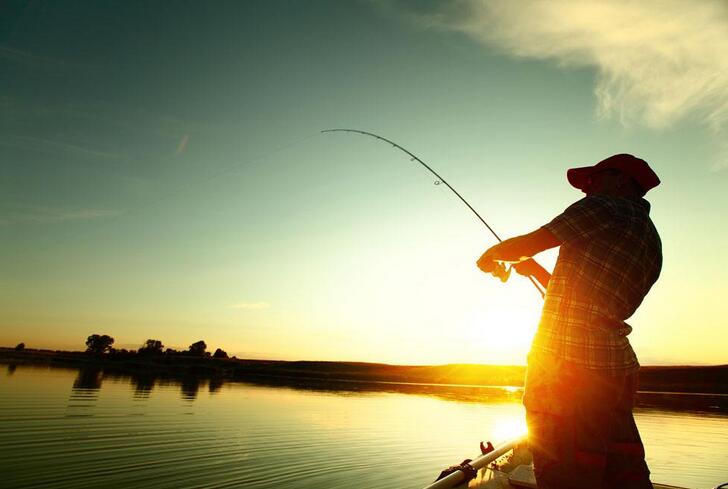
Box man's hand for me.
[477,245,512,282]
[476,244,503,274]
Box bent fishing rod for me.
[322,128,545,299]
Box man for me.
[476,154,662,489]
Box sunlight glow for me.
[464,301,540,365]
[491,415,528,444]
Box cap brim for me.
[567,166,595,190]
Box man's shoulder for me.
[559,195,620,221]
[583,195,652,217]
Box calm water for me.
[1,365,726,489]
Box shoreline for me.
[4,348,727,412]
[2,347,726,395]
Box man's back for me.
[532,194,662,372]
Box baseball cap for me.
[567,154,660,194]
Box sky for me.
[1,0,727,366]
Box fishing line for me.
[322,128,545,298]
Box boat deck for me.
[463,464,687,489]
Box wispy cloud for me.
[0,135,122,160]
[0,206,122,226]
[62,106,201,140]
[0,97,202,161]
[383,0,728,167]
[176,134,189,155]
[0,45,67,70]
[229,302,271,310]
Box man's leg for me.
[524,355,607,489]
[604,373,652,488]
[530,370,653,489]
[527,408,607,489]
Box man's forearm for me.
[477,227,561,282]
[526,260,552,289]
[491,227,561,262]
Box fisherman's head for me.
[567,154,660,198]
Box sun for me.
[464,300,540,364]
[492,414,529,443]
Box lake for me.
[1,365,726,489]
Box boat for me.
[421,437,726,489]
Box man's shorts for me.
[523,353,653,489]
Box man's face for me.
[583,168,624,196]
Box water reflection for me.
[131,374,156,398]
[72,368,103,391]
[637,391,728,412]
[1,364,726,489]
[225,375,728,413]
[180,376,200,400]
[68,368,102,416]
[6,364,16,376]
[233,375,526,404]
[209,377,224,394]
[44,365,728,412]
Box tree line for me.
[85,334,230,359]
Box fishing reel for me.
[491,261,512,283]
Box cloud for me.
[0,206,122,226]
[385,0,728,167]
[0,46,67,70]
[176,134,189,155]
[0,98,201,162]
[0,135,122,160]
[229,302,271,310]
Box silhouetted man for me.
[477,154,661,489]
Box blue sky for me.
[2,1,727,365]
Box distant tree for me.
[14,342,25,351]
[85,334,114,354]
[165,348,178,355]
[138,339,164,355]
[213,348,228,359]
[188,340,207,356]
[110,348,133,358]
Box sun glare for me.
[492,415,528,443]
[465,301,540,364]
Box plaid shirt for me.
[530,195,662,373]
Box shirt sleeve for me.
[543,196,619,243]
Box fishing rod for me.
[321,128,545,298]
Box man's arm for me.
[476,227,561,288]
